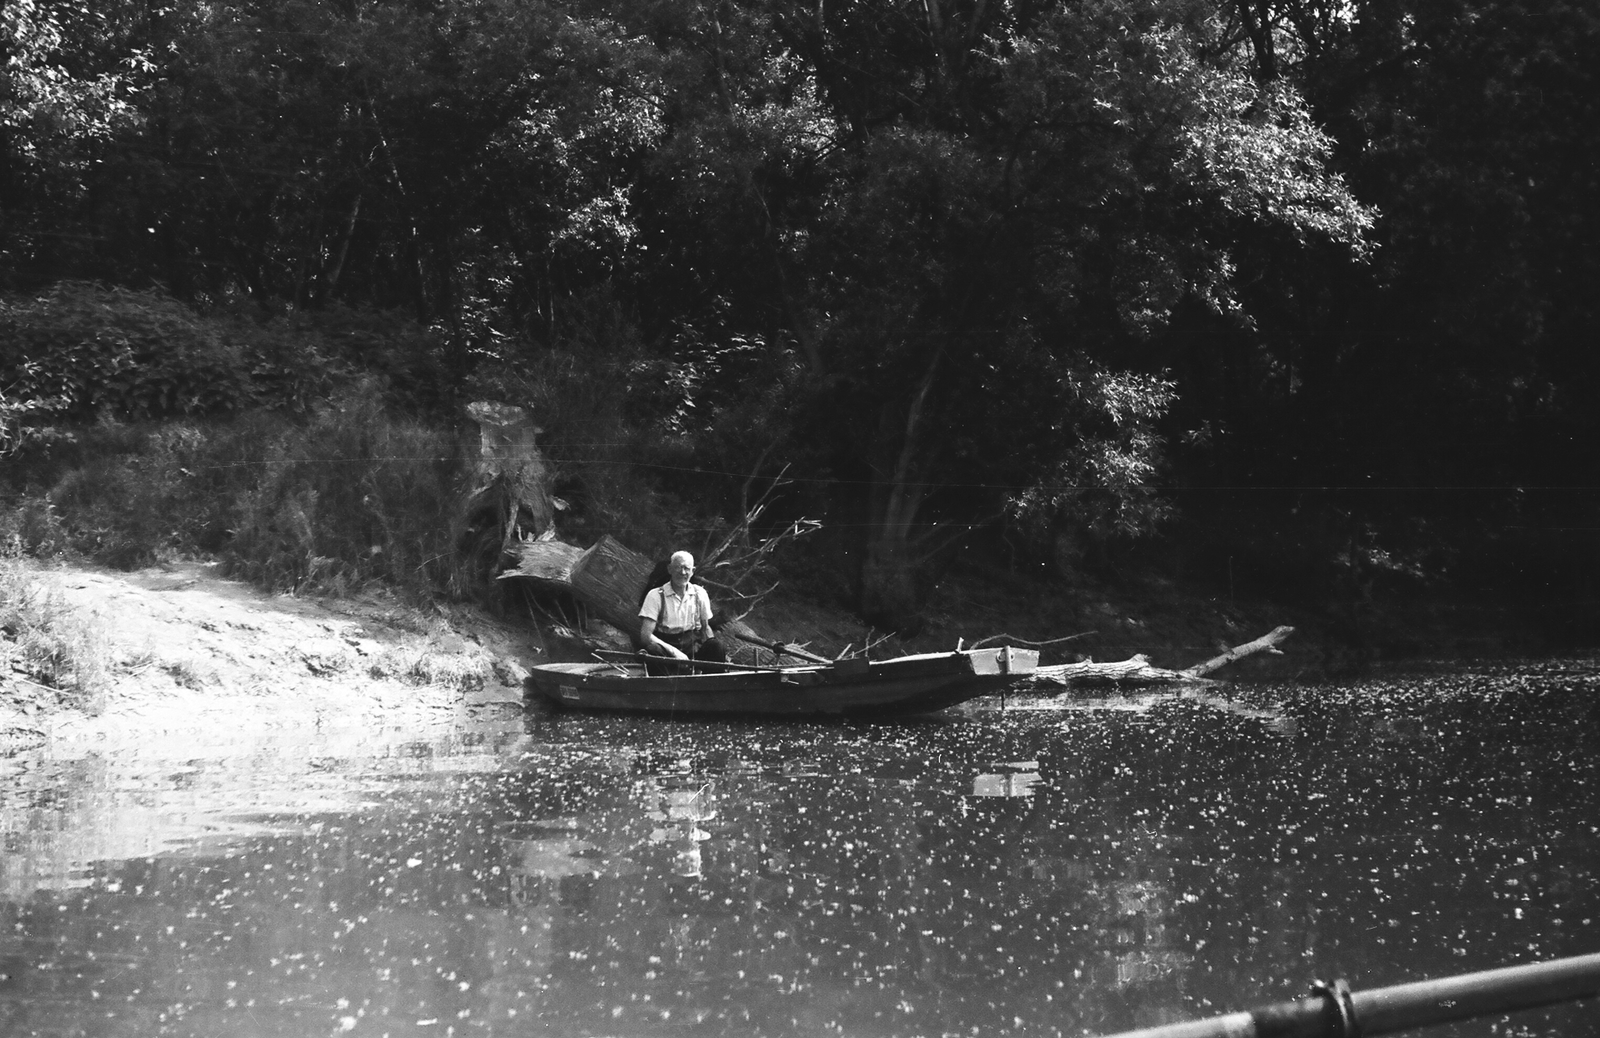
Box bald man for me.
[638,551,727,673]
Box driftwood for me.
[1028,625,1294,687]
[1030,654,1191,686]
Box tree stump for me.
[465,401,556,549]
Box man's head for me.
[668,551,695,584]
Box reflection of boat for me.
[524,647,1040,717]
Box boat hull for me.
[524,647,1039,717]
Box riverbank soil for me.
[0,559,543,752]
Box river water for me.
[2,661,1596,1038]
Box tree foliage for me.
[4,0,1591,630]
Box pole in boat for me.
[724,626,833,664]
[1092,951,1600,1038]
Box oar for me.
[724,626,834,664]
[590,652,633,676]
[1094,951,1600,1038]
[591,649,822,674]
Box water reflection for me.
[972,761,1041,798]
[1,665,1597,1036]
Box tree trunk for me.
[858,345,941,634]
[322,189,362,299]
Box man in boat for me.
[638,551,728,674]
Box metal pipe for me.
[1096,952,1600,1038]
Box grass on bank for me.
[0,558,111,714]
[5,392,476,594]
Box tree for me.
[1167,0,1600,602]
[627,0,1373,630]
[1,0,154,287]
[5,0,1396,628]
[4,2,667,343]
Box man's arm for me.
[697,586,715,641]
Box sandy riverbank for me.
[0,559,545,752]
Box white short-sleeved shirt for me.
[639,582,713,635]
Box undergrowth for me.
[1,280,746,607]
[0,558,111,713]
[2,389,477,599]
[228,391,473,596]
[0,281,494,599]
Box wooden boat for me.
[524,646,1040,716]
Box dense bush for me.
[0,283,314,422]
[1,394,477,598]
[228,390,473,595]
[0,281,499,597]
[0,283,463,433]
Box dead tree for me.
[458,402,562,593]
[463,402,557,546]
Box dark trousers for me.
[643,631,727,675]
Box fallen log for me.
[1182,624,1295,678]
[1027,625,1294,687]
[499,534,651,638]
[1029,654,1198,687]
[569,534,655,631]
[499,536,582,583]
